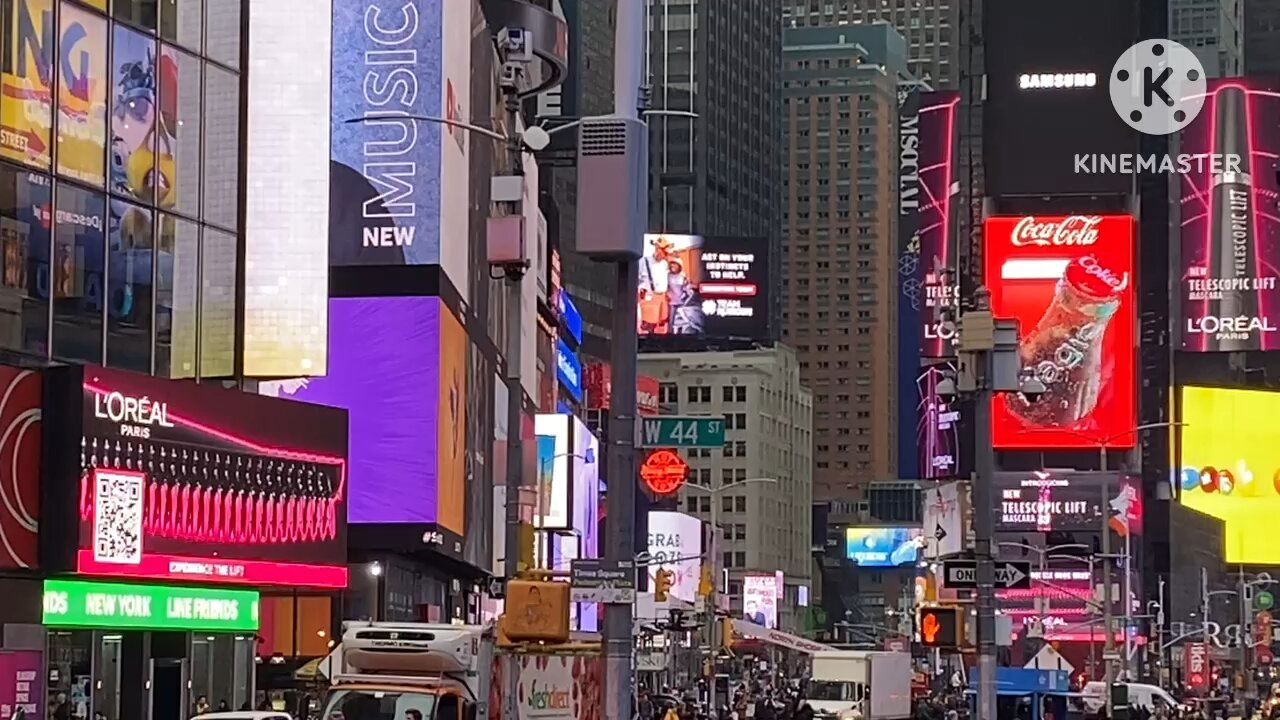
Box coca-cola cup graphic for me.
[1005,254,1128,428]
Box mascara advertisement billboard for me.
[330,0,471,293]
[638,234,769,339]
[918,363,960,479]
[1178,386,1280,564]
[994,471,1141,534]
[259,297,466,533]
[1178,79,1280,352]
[43,365,349,589]
[984,214,1136,449]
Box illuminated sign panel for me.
[638,234,769,339]
[1178,385,1280,564]
[984,214,1136,449]
[1018,72,1097,89]
[994,471,1141,533]
[844,527,924,567]
[43,579,260,632]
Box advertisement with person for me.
[994,470,1141,533]
[534,414,570,530]
[331,0,442,267]
[260,297,461,530]
[43,364,349,588]
[742,574,777,629]
[1178,79,1280,352]
[488,655,602,720]
[638,234,769,339]
[984,214,1136,448]
[0,367,39,570]
[844,527,924,567]
[56,4,108,187]
[646,510,701,603]
[0,0,54,170]
[1178,385,1280,564]
[437,307,467,535]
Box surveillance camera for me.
[499,62,523,91]
[499,27,535,63]
[935,377,957,403]
[1018,376,1047,404]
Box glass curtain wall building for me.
[0,0,240,378]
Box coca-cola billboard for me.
[1178,78,1280,352]
[984,214,1136,449]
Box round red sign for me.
[640,449,689,495]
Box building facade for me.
[645,0,783,309]
[783,0,960,89]
[1170,0,1244,76]
[639,346,814,632]
[1244,0,1279,74]
[782,25,903,502]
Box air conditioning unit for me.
[340,623,480,676]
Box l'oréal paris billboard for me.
[1178,79,1280,352]
[984,215,1136,449]
[916,92,962,358]
[995,471,1142,534]
[918,364,960,479]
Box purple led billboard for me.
[264,297,443,524]
[917,91,961,359]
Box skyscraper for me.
[1170,0,1244,76]
[646,1,783,253]
[782,25,907,500]
[783,0,959,89]
[1245,0,1280,74]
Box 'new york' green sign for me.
[43,579,260,632]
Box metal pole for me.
[604,1,644,719]
[500,79,527,720]
[972,350,997,720]
[1239,567,1248,692]
[1102,474,1116,693]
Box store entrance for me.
[47,631,254,720]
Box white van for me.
[1082,682,1183,714]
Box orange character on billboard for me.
[638,235,673,333]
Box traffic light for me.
[721,617,735,651]
[698,565,714,598]
[497,580,570,646]
[654,569,675,602]
[918,606,962,649]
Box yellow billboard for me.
[1,0,54,169]
[1179,386,1280,564]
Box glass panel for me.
[190,636,212,714]
[198,226,233,376]
[232,635,253,711]
[56,2,108,187]
[201,63,236,229]
[106,199,151,370]
[93,632,121,720]
[51,183,105,362]
[157,0,199,51]
[204,0,238,68]
[155,212,195,377]
[160,44,198,216]
[0,0,55,170]
[113,0,156,32]
[0,165,49,356]
[46,630,92,720]
[109,24,156,203]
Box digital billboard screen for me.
[1178,79,1280,352]
[742,574,778,629]
[844,527,923,567]
[260,297,467,533]
[44,365,349,589]
[984,214,1136,448]
[994,471,1142,534]
[638,234,769,338]
[647,511,701,603]
[535,414,571,530]
[1178,386,1280,564]
[918,364,960,479]
[914,92,962,358]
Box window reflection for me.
[52,183,106,363]
[0,166,50,356]
[204,0,240,68]
[199,227,234,376]
[106,199,152,371]
[0,0,55,170]
[159,0,201,52]
[57,2,109,188]
[162,45,200,217]
[202,65,238,229]
[114,0,158,31]
[110,25,158,204]
[155,213,196,377]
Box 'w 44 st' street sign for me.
[637,416,726,448]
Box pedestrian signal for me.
[918,606,961,649]
[498,580,570,645]
[654,568,675,602]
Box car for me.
[1081,682,1183,714]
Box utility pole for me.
[602,1,646,719]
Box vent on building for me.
[579,120,629,156]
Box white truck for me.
[805,650,913,720]
[319,622,494,720]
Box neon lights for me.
[1018,73,1097,90]
[76,549,348,588]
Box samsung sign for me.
[556,339,583,402]
[558,290,584,346]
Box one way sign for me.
[942,560,1033,590]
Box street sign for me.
[638,416,726,448]
[570,559,637,604]
[942,560,1033,589]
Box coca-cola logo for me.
[1077,256,1128,292]
[1011,215,1103,247]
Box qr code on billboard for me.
[92,470,144,565]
